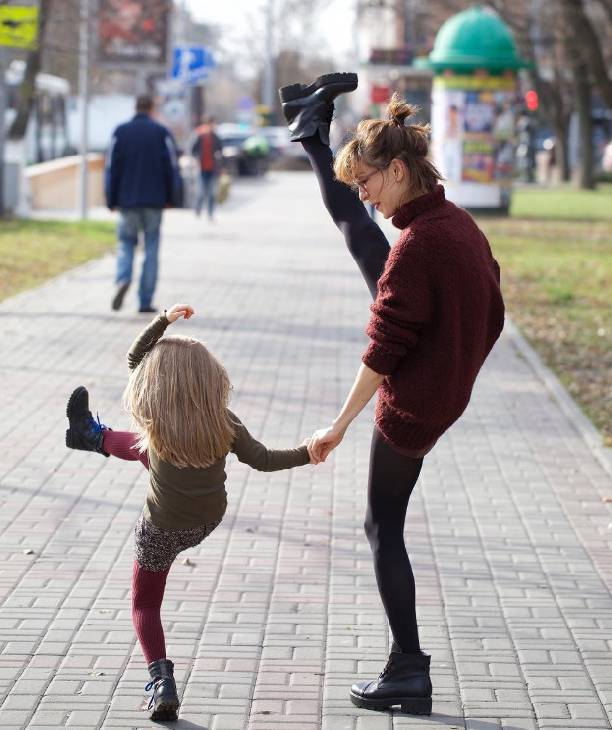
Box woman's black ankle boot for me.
[350,651,432,715]
[278,72,358,145]
[146,658,179,721]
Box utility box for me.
[416,7,526,213]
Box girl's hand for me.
[308,423,346,465]
[166,303,194,323]
[301,437,316,464]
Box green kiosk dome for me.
[425,5,524,73]
[417,6,526,211]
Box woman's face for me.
[353,159,411,219]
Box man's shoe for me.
[138,306,157,314]
[146,659,179,721]
[279,72,358,145]
[349,651,432,715]
[65,386,109,456]
[111,281,130,311]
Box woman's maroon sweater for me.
[362,185,505,457]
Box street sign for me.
[0,5,38,49]
[171,46,215,85]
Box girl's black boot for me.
[146,658,179,721]
[278,72,358,145]
[350,651,432,715]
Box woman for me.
[279,73,505,715]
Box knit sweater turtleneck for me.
[362,185,505,457]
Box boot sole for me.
[350,691,432,715]
[66,386,87,420]
[66,386,87,450]
[150,700,179,721]
[279,72,357,102]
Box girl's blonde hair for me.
[334,93,443,194]
[123,336,235,469]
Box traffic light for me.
[525,90,538,112]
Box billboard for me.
[97,0,170,65]
[431,74,516,208]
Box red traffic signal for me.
[525,89,538,111]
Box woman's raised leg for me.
[301,136,389,299]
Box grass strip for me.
[480,213,611,445]
[0,219,115,302]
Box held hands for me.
[306,423,346,465]
[166,303,194,323]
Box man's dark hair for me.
[136,95,154,114]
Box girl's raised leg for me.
[103,430,149,469]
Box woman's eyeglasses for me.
[353,165,388,193]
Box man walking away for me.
[105,95,182,313]
[192,115,223,221]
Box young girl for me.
[65,304,311,721]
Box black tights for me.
[302,135,424,653]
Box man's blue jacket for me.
[105,113,182,209]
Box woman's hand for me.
[166,303,194,323]
[308,423,346,464]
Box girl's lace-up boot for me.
[145,658,179,721]
[65,386,110,456]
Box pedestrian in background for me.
[192,115,223,221]
[105,95,182,314]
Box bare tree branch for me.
[558,0,612,107]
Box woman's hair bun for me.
[386,93,419,127]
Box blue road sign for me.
[171,46,215,84]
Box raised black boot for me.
[65,386,109,456]
[279,72,358,145]
[350,651,432,715]
[145,658,179,721]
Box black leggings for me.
[302,136,424,653]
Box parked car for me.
[259,125,309,168]
[216,123,270,177]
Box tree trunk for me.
[552,114,571,182]
[7,0,52,141]
[573,60,595,189]
[560,0,612,109]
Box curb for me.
[505,318,612,481]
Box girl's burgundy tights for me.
[103,430,167,664]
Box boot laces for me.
[145,678,161,709]
[378,657,393,680]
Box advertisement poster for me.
[432,75,516,189]
[98,0,170,65]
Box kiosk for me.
[417,7,526,213]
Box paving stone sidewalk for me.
[0,172,611,730]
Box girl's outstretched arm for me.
[229,411,311,471]
[126,303,194,370]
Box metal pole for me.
[78,0,90,219]
[0,47,7,217]
[262,0,275,110]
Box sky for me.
[185,0,356,63]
